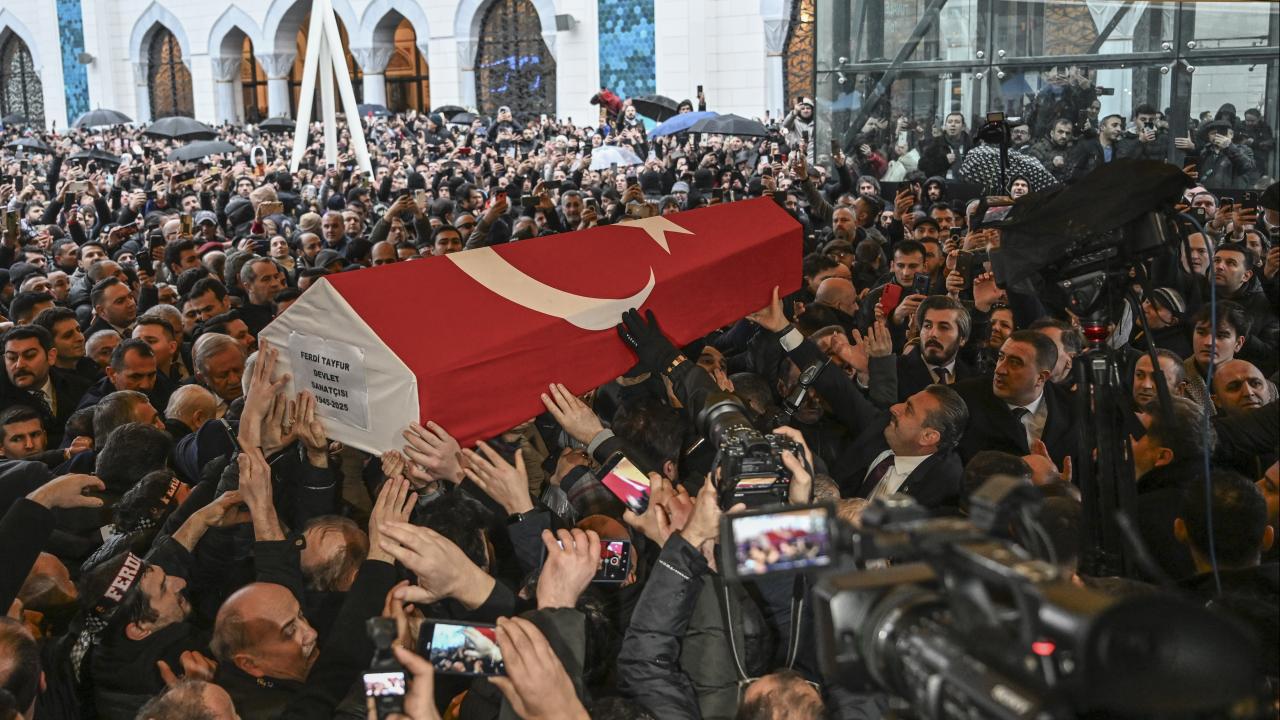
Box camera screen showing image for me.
[728,505,834,578]
[427,622,505,677]
[364,671,406,697]
[597,540,630,583]
[599,454,650,513]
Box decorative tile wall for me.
[55,0,90,123]
[597,0,655,100]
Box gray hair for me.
[192,333,243,377]
[165,385,217,429]
[85,329,121,356]
[141,304,184,339]
[239,257,280,287]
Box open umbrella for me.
[68,148,123,167]
[588,145,644,170]
[1,114,28,126]
[432,105,466,118]
[957,145,1060,196]
[145,116,218,141]
[448,112,477,125]
[689,114,769,137]
[357,104,392,118]
[648,111,718,138]
[630,95,680,122]
[258,117,295,132]
[4,138,52,153]
[73,108,133,128]
[167,140,239,162]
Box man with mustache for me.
[1212,359,1273,416]
[893,296,977,401]
[0,326,91,447]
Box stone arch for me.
[129,2,192,67]
[0,9,43,72]
[207,6,264,58]
[263,0,361,57]
[357,0,430,51]
[453,0,558,63]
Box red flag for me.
[262,198,801,452]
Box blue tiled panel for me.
[55,0,90,124]
[597,0,655,100]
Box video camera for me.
[696,390,805,510]
[720,480,1264,719]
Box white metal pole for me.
[319,32,338,167]
[319,0,373,177]
[289,4,327,172]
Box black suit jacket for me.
[0,369,91,447]
[895,351,976,402]
[781,331,964,510]
[83,316,125,339]
[952,376,1079,467]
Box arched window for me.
[784,0,815,107]
[385,18,429,113]
[0,33,44,125]
[475,0,555,119]
[148,27,194,118]
[241,36,268,123]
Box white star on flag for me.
[616,215,695,254]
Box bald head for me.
[212,582,319,683]
[814,276,858,316]
[165,384,218,432]
[1212,359,1271,415]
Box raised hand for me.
[27,473,105,509]
[540,383,604,445]
[746,285,789,332]
[380,522,495,609]
[367,476,417,564]
[489,617,590,720]
[622,474,675,547]
[402,422,464,485]
[293,391,328,463]
[536,528,601,609]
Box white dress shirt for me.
[865,449,932,499]
[1005,391,1047,449]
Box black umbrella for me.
[258,117,295,132]
[1,114,28,126]
[957,145,1060,196]
[68,148,123,167]
[145,116,218,141]
[4,137,52,153]
[432,105,466,117]
[73,108,133,128]
[630,95,680,122]
[167,140,238,162]
[688,113,769,137]
[357,104,392,118]
[448,112,477,125]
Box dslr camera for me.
[697,391,805,510]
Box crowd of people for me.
[0,84,1277,720]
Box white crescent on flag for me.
[445,216,693,331]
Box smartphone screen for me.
[425,622,505,676]
[912,272,931,296]
[364,671,406,697]
[727,505,834,578]
[596,540,631,583]
[598,454,650,513]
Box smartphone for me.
[1220,196,1235,208]
[65,180,89,196]
[414,189,428,209]
[457,147,473,156]
[1188,207,1209,225]
[171,169,197,187]
[1240,191,1259,212]
[955,251,975,290]
[4,211,17,238]
[697,84,704,95]
[721,503,836,581]
[363,670,406,717]
[598,453,650,514]
[830,140,840,155]
[521,195,537,209]
[179,214,193,238]
[422,621,505,677]
[12,174,23,193]
[878,282,904,318]
[259,201,284,216]
[543,180,562,191]
[911,272,931,296]
[595,540,632,583]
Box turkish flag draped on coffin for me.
[259,197,801,453]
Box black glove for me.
[616,308,683,375]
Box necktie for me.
[858,452,896,498]
[1011,406,1031,447]
[36,389,54,417]
[934,367,951,384]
